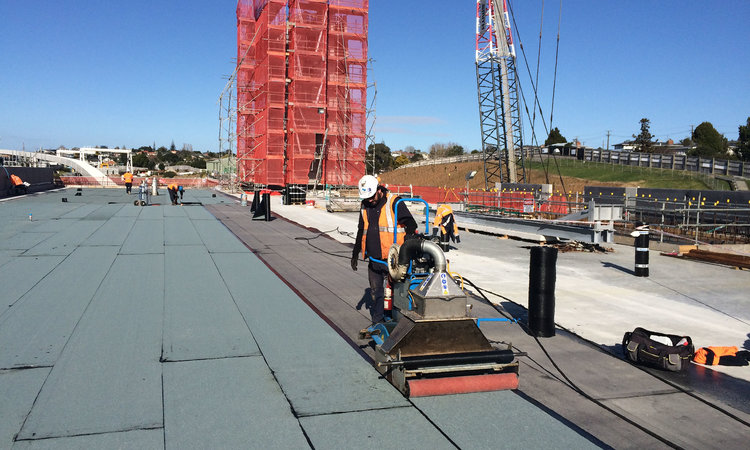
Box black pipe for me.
[397,238,424,267]
[528,246,557,337]
[634,223,650,277]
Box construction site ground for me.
[1,188,749,449]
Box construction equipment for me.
[361,199,519,397]
[135,180,150,206]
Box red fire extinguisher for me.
[384,281,393,311]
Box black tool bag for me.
[622,327,694,372]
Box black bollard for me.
[262,192,271,221]
[252,192,272,221]
[634,223,650,277]
[528,246,558,337]
[250,189,260,213]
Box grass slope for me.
[379,157,728,194]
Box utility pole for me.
[606,130,611,150]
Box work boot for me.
[358,324,382,340]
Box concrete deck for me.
[1,188,610,449]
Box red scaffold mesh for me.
[237,0,369,187]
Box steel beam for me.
[454,211,614,244]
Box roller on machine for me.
[361,199,519,397]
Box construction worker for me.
[178,185,184,200]
[10,173,28,195]
[122,171,134,194]
[351,175,419,327]
[433,204,460,246]
[167,183,179,205]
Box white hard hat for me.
[358,175,379,199]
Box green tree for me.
[132,152,153,169]
[366,142,393,173]
[679,137,693,147]
[446,144,464,157]
[736,117,750,162]
[393,155,410,168]
[544,127,567,146]
[633,118,654,152]
[162,152,180,165]
[429,142,464,158]
[409,152,425,162]
[691,122,726,157]
[189,158,207,169]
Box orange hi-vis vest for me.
[168,183,177,190]
[694,346,739,365]
[361,193,405,260]
[123,172,133,183]
[434,204,459,236]
[10,174,23,186]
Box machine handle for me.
[393,197,431,243]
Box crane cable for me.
[509,0,568,197]
[533,1,551,185]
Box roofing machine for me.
[361,199,519,397]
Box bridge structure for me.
[0,149,109,185]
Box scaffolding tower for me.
[475,0,525,188]
[234,0,368,190]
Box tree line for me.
[366,141,476,173]
[122,141,216,171]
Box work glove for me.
[350,255,358,271]
[455,236,461,244]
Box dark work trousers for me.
[367,261,389,324]
[125,182,132,194]
[442,214,457,242]
[168,189,178,205]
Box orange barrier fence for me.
[384,185,571,215]
[538,195,570,215]
[59,177,218,188]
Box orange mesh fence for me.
[60,177,218,188]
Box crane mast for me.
[475,0,525,188]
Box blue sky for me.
[1,1,748,153]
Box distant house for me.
[206,154,236,176]
[613,141,636,151]
[545,141,589,157]
[391,150,415,160]
[165,165,196,173]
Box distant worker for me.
[167,183,179,205]
[433,204,460,246]
[178,185,184,200]
[351,175,419,328]
[122,171,134,194]
[10,173,28,195]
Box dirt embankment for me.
[379,161,636,195]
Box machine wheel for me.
[387,244,407,281]
[140,200,146,206]
[134,200,140,206]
